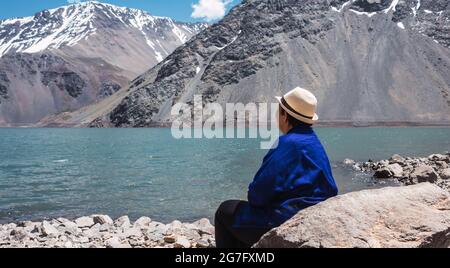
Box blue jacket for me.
[234,125,338,229]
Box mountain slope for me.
[0,1,207,125]
[43,0,450,127]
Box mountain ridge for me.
[76,0,446,127]
[0,1,207,58]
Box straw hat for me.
[275,87,319,125]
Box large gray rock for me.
[374,163,404,178]
[440,169,450,180]
[255,183,450,248]
[409,165,440,184]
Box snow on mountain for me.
[0,1,208,59]
[0,1,207,125]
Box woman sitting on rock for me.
[215,87,339,248]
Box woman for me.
[215,87,339,248]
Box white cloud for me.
[191,0,234,21]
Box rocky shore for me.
[345,152,450,191]
[2,153,450,248]
[0,216,215,248]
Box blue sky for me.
[0,0,241,22]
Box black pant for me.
[215,200,272,248]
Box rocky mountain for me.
[0,1,207,125]
[54,0,449,128]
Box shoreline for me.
[2,120,450,128]
[345,153,450,191]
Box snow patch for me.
[397,22,405,30]
[155,52,164,63]
[1,16,33,26]
[214,32,240,51]
[384,0,400,14]
[412,0,421,17]
[172,24,189,43]
[331,1,352,13]
[349,9,377,18]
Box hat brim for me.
[275,96,318,125]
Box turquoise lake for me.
[0,128,449,224]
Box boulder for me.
[191,218,215,235]
[61,221,80,235]
[10,229,27,241]
[40,221,59,237]
[174,236,191,248]
[99,224,111,232]
[343,159,355,166]
[388,164,404,178]
[121,228,142,238]
[74,217,95,228]
[373,167,393,178]
[374,164,403,179]
[92,215,113,225]
[389,154,405,164]
[255,183,450,248]
[410,165,440,183]
[435,161,449,169]
[114,216,131,228]
[105,236,131,248]
[134,217,152,228]
[428,154,447,162]
[440,169,450,180]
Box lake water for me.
[0,128,449,224]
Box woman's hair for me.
[279,105,312,128]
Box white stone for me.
[105,237,131,248]
[64,241,73,248]
[40,221,59,237]
[74,217,95,228]
[343,159,355,165]
[174,236,191,248]
[61,221,80,235]
[122,228,142,238]
[192,218,215,235]
[388,163,404,178]
[114,216,131,228]
[134,216,152,228]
